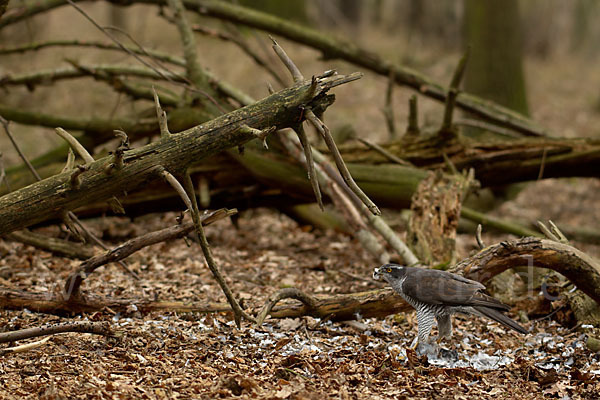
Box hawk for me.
[373,264,527,348]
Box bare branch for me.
[238,125,275,150]
[0,151,9,192]
[357,138,413,166]
[61,149,76,173]
[190,25,287,87]
[476,224,485,249]
[0,115,41,181]
[305,109,380,216]
[548,220,569,244]
[5,229,96,260]
[293,124,324,210]
[461,207,541,238]
[182,172,256,326]
[161,169,194,211]
[0,39,186,67]
[270,36,304,83]
[383,70,396,139]
[153,87,171,137]
[55,127,94,164]
[166,0,208,89]
[283,132,419,265]
[454,118,521,138]
[405,95,420,138]
[440,47,470,136]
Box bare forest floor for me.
[1,197,600,399]
[1,3,600,399]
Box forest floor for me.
[1,182,600,399]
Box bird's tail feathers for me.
[472,306,528,334]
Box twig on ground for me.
[0,321,112,344]
[256,288,317,325]
[0,337,51,356]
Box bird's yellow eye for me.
[386,268,392,273]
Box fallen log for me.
[0,71,360,235]
[451,237,600,305]
[0,285,410,321]
[3,237,598,320]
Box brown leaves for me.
[1,210,599,398]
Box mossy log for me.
[0,71,359,235]
[337,135,600,187]
[4,134,600,215]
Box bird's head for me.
[373,264,407,283]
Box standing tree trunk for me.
[464,0,529,116]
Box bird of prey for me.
[373,264,527,348]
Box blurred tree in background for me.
[464,0,529,116]
[238,0,307,23]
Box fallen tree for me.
[0,70,360,235]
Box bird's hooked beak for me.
[372,267,382,280]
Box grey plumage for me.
[373,264,527,346]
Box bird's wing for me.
[402,269,508,310]
[468,291,511,311]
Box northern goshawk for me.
[373,264,527,347]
